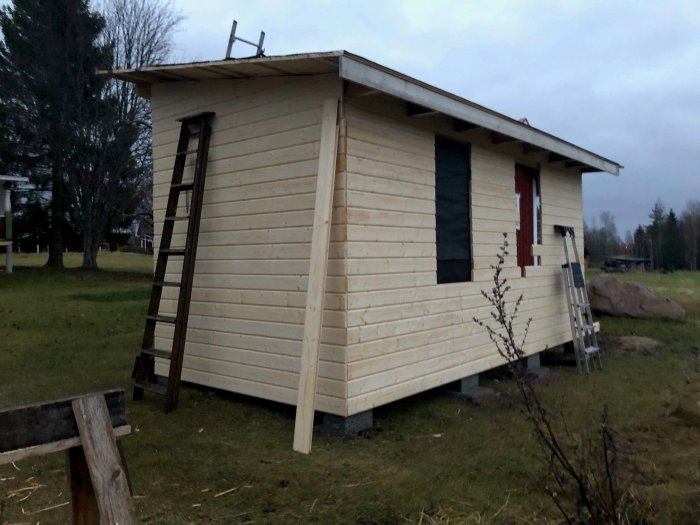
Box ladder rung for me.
[581,324,595,332]
[178,111,215,124]
[165,215,189,222]
[584,346,599,355]
[134,381,167,396]
[159,249,186,257]
[146,314,177,324]
[577,302,590,309]
[153,281,180,288]
[141,348,172,360]
[171,182,194,192]
[176,149,199,156]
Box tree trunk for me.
[82,229,100,269]
[46,166,65,268]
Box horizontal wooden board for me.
[341,98,583,414]
[154,327,345,364]
[148,76,588,417]
[151,75,348,411]
[0,390,126,452]
[167,366,346,416]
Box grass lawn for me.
[11,251,154,273]
[1,261,699,523]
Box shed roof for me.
[100,51,621,176]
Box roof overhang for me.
[339,53,620,176]
[100,50,622,176]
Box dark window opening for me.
[515,165,541,272]
[435,136,471,284]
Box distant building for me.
[0,175,29,273]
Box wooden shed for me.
[108,51,621,442]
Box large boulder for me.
[587,275,685,320]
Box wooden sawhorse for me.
[0,389,134,524]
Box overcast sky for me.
[162,0,698,235]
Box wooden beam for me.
[522,143,547,155]
[565,161,586,168]
[346,83,382,97]
[68,446,100,525]
[293,99,339,454]
[1,426,130,465]
[72,395,135,524]
[581,167,602,173]
[491,132,521,145]
[548,153,569,163]
[407,102,439,117]
[453,119,480,132]
[0,390,126,453]
[135,83,151,99]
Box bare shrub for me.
[474,233,650,524]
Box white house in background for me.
[0,175,29,273]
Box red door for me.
[515,167,534,271]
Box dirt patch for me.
[670,381,700,428]
[599,335,664,356]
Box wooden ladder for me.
[132,112,215,413]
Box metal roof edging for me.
[339,53,620,176]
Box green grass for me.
[12,251,154,273]
[1,264,699,523]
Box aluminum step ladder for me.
[554,225,602,374]
[132,112,215,413]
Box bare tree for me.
[67,0,182,268]
[0,0,112,267]
[475,234,649,524]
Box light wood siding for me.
[148,76,587,419]
[344,96,583,415]
[150,74,347,415]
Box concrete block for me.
[443,374,497,405]
[321,410,373,437]
[525,352,551,381]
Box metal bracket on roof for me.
[225,20,265,59]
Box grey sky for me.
[1,0,695,234]
[167,0,699,235]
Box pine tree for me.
[646,200,666,269]
[661,209,684,270]
[0,0,111,267]
[633,225,647,259]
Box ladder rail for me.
[569,229,602,370]
[140,123,191,353]
[164,114,213,413]
[133,112,215,410]
[561,265,582,374]
[555,224,601,374]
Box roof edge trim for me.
[339,53,620,176]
